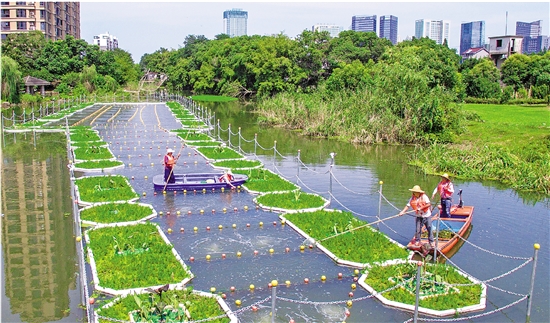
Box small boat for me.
[153,172,248,191]
[407,190,474,257]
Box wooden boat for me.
[153,172,248,191]
[407,190,474,257]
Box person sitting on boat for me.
[431,173,454,218]
[163,148,180,184]
[399,185,434,247]
[219,170,236,188]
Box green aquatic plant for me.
[86,223,191,290]
[212,159,262,169]
[256,191,326,210]
[74,160,124,170]
[243,168,298,192]
[285,210,409,263]
[80,202,153,224]
[365,262,483,310]
[96,288,230,323]
[76,175,138,202]
[197,146,243,160]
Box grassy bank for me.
[412,104,550,194]
[190,95,238,102]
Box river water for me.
[1,101,548,323]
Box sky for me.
[80,1,550,63]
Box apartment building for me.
[0,1,80,41]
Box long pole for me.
[526,243,540,322]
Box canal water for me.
[1,101,548,323]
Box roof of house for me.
[462,47,489,56]
[23,76,51,86]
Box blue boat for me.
[153,172,248,191]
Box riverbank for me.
[411,104,550,195]
[256,99,549,195]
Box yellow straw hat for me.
[408,185,424,193]
[441,173,450,180]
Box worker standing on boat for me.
[399,185,434,247]
[431,173,454,217]
[163,148,180,184]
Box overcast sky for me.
[80,1,550,63]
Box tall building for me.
[379,15,398,45]
[0,1,80,41]
[351,15,377,33]
[516,20,541,37]
[223,8,247,37]
[460,21,486,55]
[93,32,118,51]
[312,24,343,38]
[516,20,544,54]
[415,19,450,45]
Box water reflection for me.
[1,132,78,323]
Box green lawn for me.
[461,104,550,149]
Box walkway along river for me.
[1,98,549,323]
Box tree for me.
[1,56,22,103]
[327,30,392,68]
[463,58,501,98]
[500,54,531,95]
[0,31,46,76]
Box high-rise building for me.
[92,32,118,51]
[312,24,343,38]
[415,19,450,45]
[516,20,541,38]
[516,20,544,54]
[0,1,80,41]
[223,8,247,37]
[379,15,398,45]
[351,15,377,33]
[460,21,486,55]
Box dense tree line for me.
[1,31,140,103]
[139,31,549,103]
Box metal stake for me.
[271,280,278,323]
[413,261,422,323]
[526,243,540,323]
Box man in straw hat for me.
[431,173,454,218]
[163,148,180,183]
[399,185,434,247]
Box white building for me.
[93,32,118,51]
[312,24,343,38]
[415,19,450,45]
[223,8,248,37]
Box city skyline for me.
[80,2,549,62]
